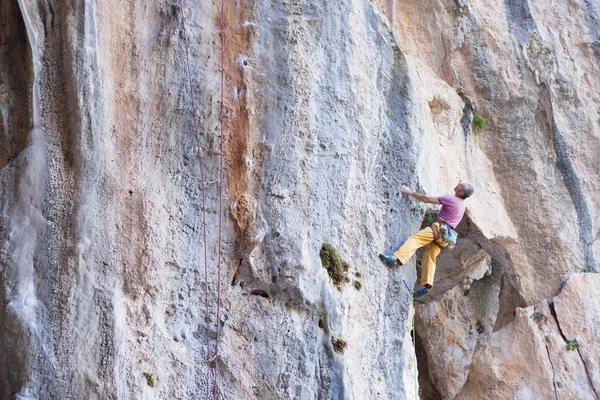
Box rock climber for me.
[379,182,474,298]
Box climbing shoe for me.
[414,287,430,299]
[378,254,399,268]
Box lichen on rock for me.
[320,243,351,290]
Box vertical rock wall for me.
[0,0,598,399]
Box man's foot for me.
[414,287,430,299]
[379,254,399,268]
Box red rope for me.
[177,2,211,399]
[212,0,225,397]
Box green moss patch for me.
[473,114,486,130]
[475,320,484,334]
[320,243,350,290]
[331,337,347,354]
[143,372,155,387]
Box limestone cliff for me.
[0,0,598,399]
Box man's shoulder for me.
[439,194,458,202]
[439,195,464,206]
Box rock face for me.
[0,0,598,399]
[553,273,600,398]
[416,274,600,400]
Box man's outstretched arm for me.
[401,186,440,204]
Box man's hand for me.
[401,186,414,196]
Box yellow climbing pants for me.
[393,223,442,288]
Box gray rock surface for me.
[0,0,598,399]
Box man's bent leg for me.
[393,227,435,265]
[421,242,441,287]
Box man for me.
[379,182,474,298]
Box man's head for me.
[454,182,474,199]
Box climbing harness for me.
[178,1,226,398]
[431,222,458,250]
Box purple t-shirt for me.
[437,195,465,229]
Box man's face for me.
[454,183,465,196]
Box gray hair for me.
[461,183,474,199]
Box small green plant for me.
[566,340,579,351]
[353,280,362,290]
[386,109,393,118]
[475,320,484,334]
[355,272,362,278]
[473,114,486,130]
[331,337,347,354]
[143,372,155,387]
[320,243,350,290]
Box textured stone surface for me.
[553,273,600,398]
[457,300,597,400]
[416,273,599,400]
[415,254,500,399]
[0,0,599,399]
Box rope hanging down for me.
[213,0,226,397]
[177,1,225,398]
[408,204,419,400]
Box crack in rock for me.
[549,301,600,399]
[542,339,559,400]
